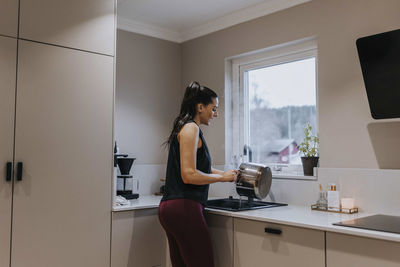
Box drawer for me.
[234,218,324,267]
[326,232,400,267]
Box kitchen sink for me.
[206,197,287,212]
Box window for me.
[228,38,318,177]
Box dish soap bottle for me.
[327,183,340,211]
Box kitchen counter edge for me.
[112,195,400,243]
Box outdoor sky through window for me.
[248,57,316,109]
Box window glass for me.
[245,57,317,165]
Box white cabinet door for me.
[111,209,168,267]
[234,218,325,267]
[0,0,18,37]
[0,35,16,267]
[326,232,400,267]
[205,213,234,267]
[11,40,113,267]
[19,0,115,55]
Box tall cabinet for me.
[0,34,17,267]
[0,0,115,266]
[0,0,18,38]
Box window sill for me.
[272,167,318,180]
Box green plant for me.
[298,123,319,157]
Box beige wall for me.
[115,30,181,164]
[181,0,400,168]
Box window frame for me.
[229,37,319,179]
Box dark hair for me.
[165,81,218,146]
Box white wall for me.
[115,30,181,165]
[181,0,400,168]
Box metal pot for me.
[235,162,272,200]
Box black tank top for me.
[161,122,212,206]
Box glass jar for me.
[316,191,328,210]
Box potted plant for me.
[298,123,319,176]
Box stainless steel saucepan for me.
[235,162,272,200]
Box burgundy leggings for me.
[158,199,215,267]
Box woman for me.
[159,81,237,267]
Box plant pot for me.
[301,157,319,176]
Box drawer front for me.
[112,209,168,267]
[326,232,400,267]
[205,213,234,267]
[234,218,324,267]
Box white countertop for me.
[113,195,163,211]
[112,195,400,243]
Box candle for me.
[341,198,355,209]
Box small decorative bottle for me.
[316,192,327,210]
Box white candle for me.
[341,198,355,209]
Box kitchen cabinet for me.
[0,35,17,267]
[233,218,325,267]
[8,40,114,267]
[0,1,115,266]
[0,0,18,37]
[326,232,400,267]
[205,213,234,267]
[111,208,168,267]
[0,37,114,267]
[19,0,115,55]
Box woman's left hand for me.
[221,170,238,182]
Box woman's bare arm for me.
[211,168,224,175]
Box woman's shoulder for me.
[180,121,199,136]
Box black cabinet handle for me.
[16,162,23,181]
[6,162,12,181]
[265,227,282,235]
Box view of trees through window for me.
[246,57,317,165]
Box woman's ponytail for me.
[165,81,217,147]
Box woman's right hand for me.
[221,170,238,182]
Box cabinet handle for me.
[265,227,282,235]
[16,162,23,181]
[6,162,12,181]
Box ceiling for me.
[117,0,311,43]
